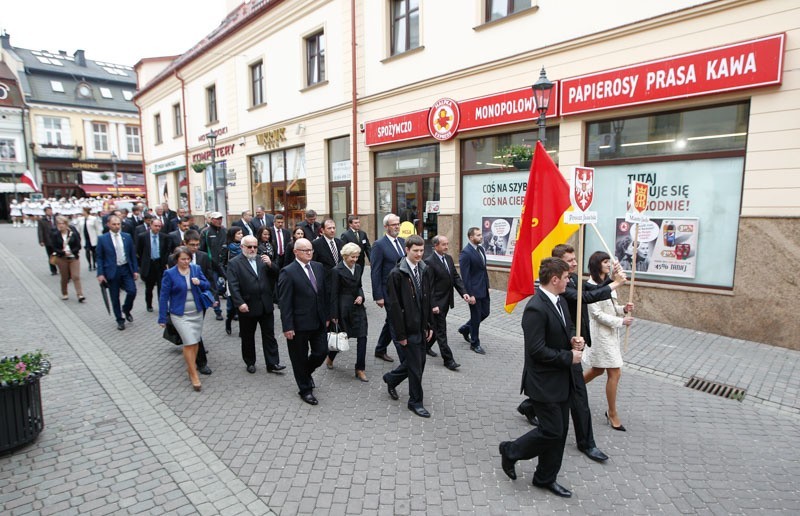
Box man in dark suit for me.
[153,205,170,228]
[166,216,195,256]
[135,214,153,239]
[297,209,321,241]
[136,218,169,312]
[311,218,343,273]
[96,215,139,330]
[228,235,286,374]
[370,213,406,363]
[498,257,584,498]
[161,202,177,226]
[424,235,470,370]
[121,209,137,236]
[459,227,490,355]
[38,206,57,275]
[340,214,371,268]
[278,238,329,405]
[271,214,291,268]
[251,205,274,230]
[232,210,257,237]
[383,235,434,418]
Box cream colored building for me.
[136,0,799,348]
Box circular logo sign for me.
[428,98,460,141]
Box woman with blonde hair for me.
[51,215,85,302]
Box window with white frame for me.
[126,126,141,154]
[100,87,113,99]
[206,85,218,123]
[43,117,65,145]
[485,0,533,22]
[305,32,325,86]
[173,103,183,137]
[154,114,163,145]
[390,0,419,55]
[250,60,264,106]
[0,138,17,161]
[122,90,134,101]
[93,123,109,151]
[50,80,65,93]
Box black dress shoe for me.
[498,442,517,480]
[117,321,125,331]
[301,393,318,405]
[471,344,486,355]
[532,480,572,498]
[516,405,539,426]
[580,446,609,463]
[409,406,430,418]
[383,376,399,400]
[444,361,460,371]
[458,326,471,343]
[246,365,256,374]
[426,348,438,357]
[146,306,153,312]
[198,365,213,375]
[375,352,394,362]
[267,364,286,373]
[215,313,224,321]
[125,312,133,322]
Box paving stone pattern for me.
[1,225,799,514]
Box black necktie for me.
[555,297,566,326]
[412,266,421,294]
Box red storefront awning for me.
[80,184,146,197]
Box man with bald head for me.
[96,215,139,330]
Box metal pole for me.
[537,112,547,145]
[112,153,119,199]
[210,145,217,212]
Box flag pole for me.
[589,223,615,262]
[624,223,640,352]
[575,224,585,340]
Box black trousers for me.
[143,260,164,309]
[375,303,407,362]
[505,398,570,485]
[429,308,455,364]
[286,328,327,396]
[383,333,426,408]
[239,311,280,368]
[84,245,97,268]
[463,296,490,345]
[518,363,597,451]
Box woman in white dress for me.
[9,200,23,227]
[583,251,634,431]
[75,207,103,270]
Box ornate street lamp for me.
[206,130,218,212]
[531,67,555,145]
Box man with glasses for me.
[278,238,329,405]
[370,213,406,363]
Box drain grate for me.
[685,376,746,401]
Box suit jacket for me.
[297,220,321,241]
[340,228,372,268]
[252,214,274,230]
[424,252,467,311]
[121,217,136,236]
[227,253,279,317]
[329,262,367,338]
[386,259,432,341]
[166,252,218,294]
[459,244,490,299]
[136,230,169,280]
[38,216,56,246]
[370,235,405,301]
[158,264,211,324]
[50,226,82,258]
[312,236,344,271]
[165,229,184,256]
[562,273,613,347]
[232,218,257,237]
[135,223,150,239]
[271,226,292,267]
[96,231,139,281]
[519,287,575,403]
[278,260,328,333]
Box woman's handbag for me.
[198,290,216,311]
[49,254,58,266]
[163,317,183,345]
[327,323,350,352]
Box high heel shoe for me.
[355,370,368,382]
[605,411,626,432]
[192,382,202,392]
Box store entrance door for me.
[376,176,439,253]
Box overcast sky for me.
[3,0,229,66]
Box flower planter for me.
[513,160,532,171]
[0,377,45,453]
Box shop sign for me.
[255,128,287,149]
[427,98,461,141]
[365,109,430,146]
[192,144,235,163]
[149,155,186,175]
[70,162,100,170]
[198,126,228,143]
[560,33,785,115]
[459,85,559,131]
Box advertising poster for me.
[614,217,699,278]
[157,174,168,205]
[481,216,520,261]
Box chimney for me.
[1,32,10,50]
[74,49,86,67]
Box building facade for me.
[0,33,144,200]
[136,0,799,348]
[0,58,33,216]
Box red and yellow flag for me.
[504,141,577,312]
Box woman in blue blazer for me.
[159,246,213,391]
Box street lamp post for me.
[531,67,555,145]
[111,152,119,199]
[206,130,218,212]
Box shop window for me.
[0,138,17,161]
[586,103,749,162]
[461,126,559,172]
[154,114,163,145]
[486,0,533,22]
[250,60,264,106]
[305,32,325,86]
[173,103,183,137]
[251,147,307,227]
[328,136,351,230]
[126,126,141,154]
[391,0,419,56]
[206,85,218,124]
[93,123,109,152]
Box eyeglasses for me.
[243,245,258,249]
[296,248,313,253]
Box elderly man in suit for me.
[498,257,584,498]
[233,210,257,237]
[251,205,274,230]
[459,226,491,355]
[136,218,169,313]
[370,213,406,363]
[228,235,286,375]
[278,238,329,405]
[311,218,343,274]
[96,215,139,330]
[340,214,371,268]
[424,235,471,370]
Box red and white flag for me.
[21,170,40,192]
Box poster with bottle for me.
[614,217,699,278]
[481,216,520,261]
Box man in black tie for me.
[424,235,471,370]
[278,238,329,405]
[340,215,371,268]
[37,206,57,275]
[312,218,343,274]
[459,227,490,355]
[136,218,169,312]
[498,257,584,498]
[271,214,291,268]
[383,235,434,418]
[370,213,406,363]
